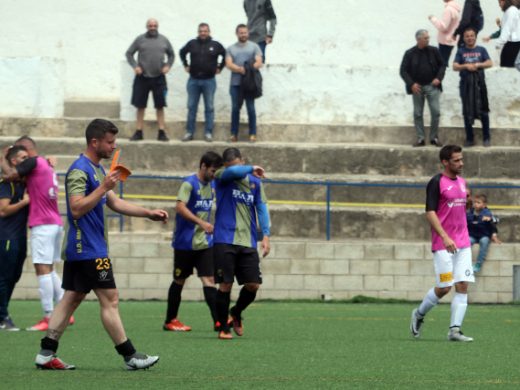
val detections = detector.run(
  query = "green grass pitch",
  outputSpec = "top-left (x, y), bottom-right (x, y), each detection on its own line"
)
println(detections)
top-left (1, 300), bottom-right (519, 389)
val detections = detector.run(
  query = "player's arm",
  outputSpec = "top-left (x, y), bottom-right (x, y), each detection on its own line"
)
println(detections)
top-left (68, 169), bottom-right (120, 220)
top-left (0, 156), bottom-right (37, 182)
top-left (256, 182), bottom-right (271, 258)
top-left (175, 181), bottom-right (213, 233)
top-left (0, 193), bottom-right (29, 218)
top-left (106, 191), bottom-right (168, 222)
top-left (425, 176), bottom-right (457, 253)
top-left (217, 165), bottom-right (265, 182)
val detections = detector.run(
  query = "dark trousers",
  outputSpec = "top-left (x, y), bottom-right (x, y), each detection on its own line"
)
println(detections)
top-left (438, 44), bottom-right (454, 66)
top-left (464, 113), bottom-right (490, 142)
top-left (0, 238), bottom-right (27, 320)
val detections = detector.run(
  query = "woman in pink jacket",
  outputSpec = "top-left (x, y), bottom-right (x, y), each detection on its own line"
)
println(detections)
top-left (429, 0), bottom-right (462, 65)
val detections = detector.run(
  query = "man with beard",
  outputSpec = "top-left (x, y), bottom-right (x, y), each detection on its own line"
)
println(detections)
top-left (410, 145), bottom-right (475, 342)
top-left (126, 18), bottom-right (174, 141)
top-left (179, 23), bottom-right (226, 142)
top-left (34, 119), bottom-right (168, 370)
top-left (226, 24), bottom-right (263, 143)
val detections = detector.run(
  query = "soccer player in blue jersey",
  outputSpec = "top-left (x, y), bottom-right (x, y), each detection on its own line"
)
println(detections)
top-left (213, 147), bottom-right (270, 340)
top-left (164, 151), bottom-right (223, 332)
top-left (35, 119), bottom-right (168, 370)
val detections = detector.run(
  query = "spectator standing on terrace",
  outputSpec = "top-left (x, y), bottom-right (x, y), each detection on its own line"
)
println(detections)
top-left (179, 23), bottom-right (226, 142)
top-left (126, 18), bottom-right (174, 142)
top-left (400, 29), bottom-right (446, 148)
top-left (495, 0), bottom-right (520, 67)
top-left (454, 0), bottom-right (484, 46)
top-left (244, 0), bottom-right (277, 62)
top-left (428, 0), bottom-right (462, 65)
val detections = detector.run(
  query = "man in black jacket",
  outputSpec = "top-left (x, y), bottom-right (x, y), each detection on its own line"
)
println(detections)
top-left (180, 23), bottom-right (226, 142)
top-left (400, 29), bottom-right (446, 147)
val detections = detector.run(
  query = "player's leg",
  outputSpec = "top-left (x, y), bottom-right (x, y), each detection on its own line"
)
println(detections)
top-left (164, 249), bottom-right (192, 331)
top-left (214, 244), bottom-right (236, 339)
top-left (95, 287), bottom-right (159, 370)
top-left (448, 247), bottom-right (474, 342)
top-left (35, 290), bottom-right (85, 370)
top-left (194, 248), bottom-right (218, 328)
top-left (229, 247), bottom-right (262, 336)
top-left (411, 250), bottom-right (453, 338)
top-left (50, 225), bottom-right (64, 303)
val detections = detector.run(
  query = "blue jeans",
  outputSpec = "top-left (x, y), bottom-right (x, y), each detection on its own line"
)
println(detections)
top-left (470, 236), bottom-right (490, 265)
top-left (230, 86), bottom-right (256, 136)
top-left (0, 238), bottom-right (27, 320)
top-left (257, 41), bottom-right (267, 63)
top-left (412, 85), bottom-right (441, 141)
top-left (186, 77), bottom-right (216, 135)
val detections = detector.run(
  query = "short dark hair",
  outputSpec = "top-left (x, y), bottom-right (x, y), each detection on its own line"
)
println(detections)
top-left (200, 151), bottom-right (223, 169)
top-left (222, 147), bottom-right (242, 163)
top-left (85, 119), bottom-right (119, 144)
top-left (474, 193), bottom-right (488, 204)
top-left (198, 22), bottom-right (209, 30)
top-left (236, 23), bottom-right (247, 33)
top-left (6, 145), bottom-right (27, 166)
top-left (463, 26), bottom-right (477, 36)
top-left (439, 145), bottom-right (462, 162)
top-left (15, 135), bottom-right (36, 148)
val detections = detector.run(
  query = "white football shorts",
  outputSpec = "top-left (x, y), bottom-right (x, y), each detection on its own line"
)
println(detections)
top-left (30, 224), bottom-right (63, 265)
top-left (433, 247), bottom-right (474, 288)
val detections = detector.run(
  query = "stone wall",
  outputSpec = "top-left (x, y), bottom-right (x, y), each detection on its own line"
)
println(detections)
top-left (12, 235), bottom-right (519, 304)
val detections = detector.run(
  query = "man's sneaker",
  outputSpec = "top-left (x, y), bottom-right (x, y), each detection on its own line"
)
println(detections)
top-left (157, 129), bottom-right (169, 141)
top-left (181, 133), bottom-right (193, 142)
top-left (204, 133), bottom-right (213, 142)
top-left (27, 317), bottom-right (49, 331)
top-left (413, 139), bottom-right (425, 147)
top-left (229, 309), bottom-right (243, 336)
top-left (249, 135), bottom-right (256, 143)
top-left (125, 353), bottom-right (159, 370)
top-left (229, 135), bottom-right (238, 143)
top-left (448, 327), bottom-right (473, 342)
top-left (163, 318), bottom-right (192, 332)
top-left (464, 140), bottom-right (475, 147)
top-left (473, 263), bottom-right (482, 273)
top-left (483, 139), bottom-right (491, 147)
top-left (410, 309), bottom-right (424, 338)
top-left (35, 354), bottom-right (75, 370)
top-left (0, 317), bottom-right (20, 331)
top-left (130, 130), bottom-right (143, 141)
top-left (218, 329), bottom-right (233, 340)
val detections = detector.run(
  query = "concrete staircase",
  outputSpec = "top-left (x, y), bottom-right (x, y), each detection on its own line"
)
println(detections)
top-left (1, 117), bottom-right (519, 242)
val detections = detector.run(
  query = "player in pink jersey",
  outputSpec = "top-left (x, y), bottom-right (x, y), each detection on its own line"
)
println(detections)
top-left (410, 145), bottom-right (475, 342)
top-left (1, 136), bottom-right (72, 331)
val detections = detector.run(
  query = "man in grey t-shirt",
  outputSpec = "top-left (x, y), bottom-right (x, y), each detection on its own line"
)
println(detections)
top-left (126, 18), bottom-right (174, 142)
top-left (226, 24), bottom-right (263, 143)
top-left (244, 0), bottom-right (277, 61)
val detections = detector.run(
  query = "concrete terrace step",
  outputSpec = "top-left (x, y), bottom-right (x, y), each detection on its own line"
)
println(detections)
top-left (4, 136), bottom-right (520, 179)
top-left (95, 201), bottom-right (520, 242)
top-left (1, 117), bottom-right (520, 146)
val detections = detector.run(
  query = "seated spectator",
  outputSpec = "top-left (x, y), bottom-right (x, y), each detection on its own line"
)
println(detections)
top-left (467, 193), bottom-right (501, 273)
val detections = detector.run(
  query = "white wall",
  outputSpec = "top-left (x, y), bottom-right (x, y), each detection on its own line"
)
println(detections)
top-left (1, 0), bottom-right (519, 126)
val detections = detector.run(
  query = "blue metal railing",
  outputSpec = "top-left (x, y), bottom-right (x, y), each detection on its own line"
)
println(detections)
top-left (58, 173), bottom-right (520, 240)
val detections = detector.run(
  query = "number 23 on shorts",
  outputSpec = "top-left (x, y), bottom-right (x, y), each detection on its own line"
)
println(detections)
top-left (95, 258), bottom-right (111, 270)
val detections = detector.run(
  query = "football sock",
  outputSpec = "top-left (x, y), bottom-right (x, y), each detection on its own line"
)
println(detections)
top-left (40, 336), bottom-right (59, 355)
top-left (450, 293), bottom-right (468, 328)
top-left (417, 288), bottom-right (440, 317)
top-left (38, 274), bottom-right (54, 316)
top-left (115, 339), bottom-right (136, 358)
top-left (203, 286), bottom-right (218, 323)
top-left (233, 287), bottom-right (257, 316)
top-left (51, 271), bottom-right (64, 303)
top-left (216, 290), bottom-right (231, 330)
top-left (165, 282), bottom-right (183, 323)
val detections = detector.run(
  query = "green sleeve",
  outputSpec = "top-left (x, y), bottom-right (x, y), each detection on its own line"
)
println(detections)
top-left (177, 181), bottom-right (193, 203)
top-left (67, 169), bottom-right (88, 196)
